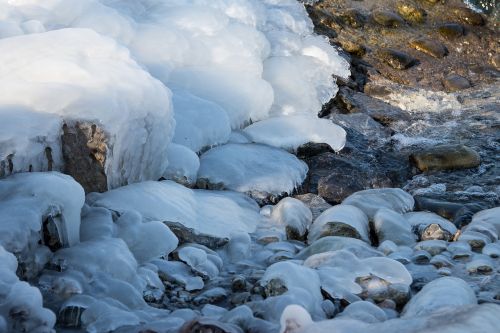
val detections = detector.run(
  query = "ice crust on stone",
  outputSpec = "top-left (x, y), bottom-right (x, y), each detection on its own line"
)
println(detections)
top-left (243, 115), bottom-right (347, 152)
top-left (87, 180), bottom-right (261, 238)
top-left (343, 188), bottom-right (415, 219)
top-left (0, 29), bottom-right (173, 189)
top-left (197, 143), bottom-right (308, 197)
top-left (162, 143), bottom-right (200, 187)
top-left (270, 197), bottom-right (313, 239)
top-left (374, 208), bottom-right (416, 246)
top-left (308, 205), bottom-right (370, 243)
top-left (0, 172), bottom-right (84, 251)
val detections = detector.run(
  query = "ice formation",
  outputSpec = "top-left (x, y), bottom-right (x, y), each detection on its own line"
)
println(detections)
top-left (197, 143), bottom-right (308, 198)
top-left (270, 197), bottom-right (313, 239)
top-left (343, 188), bottom-right (415, 219)
top-left (87, 180), bottom-right (262, 238)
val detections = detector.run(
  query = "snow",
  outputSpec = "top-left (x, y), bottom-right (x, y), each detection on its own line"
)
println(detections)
top-left (197, 143), bottom-right (308, 197)
top-left (0, 172), bottom-right (84, 252)
top-left (87, 180), bottom-right (261, 238)
top-left (243, 115), bottom-right (346, 152)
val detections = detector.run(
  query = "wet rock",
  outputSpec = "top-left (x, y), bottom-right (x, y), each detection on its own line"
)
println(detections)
top-left (396, 2), bottom-right (426, 23)
top-left (164, 221), bottom-right (229, 249)
top-left (62, 122), bottom-right (108, 193)
top-left (344, 188), bottom-right (415, 220)
top-left (413, 196), bottom-right (480, 228)
top-left (452, 7), bottom-right (485, 26)
top-left (337, 36), bottom-right (367, 57)
top-left (317, 160), bottom-right (369, 204)
top-left (448, 241), bottom-right (472, 260)
top-left (296, 142), bottom-right (333, 159)
top-left (294, 194), bottom-right (332, 220)
top-left (442, 74), bottom-right (471, 92)
top-left (231, 275), bottom-right (248, 293)
top-left (377, 49), bottom-right (417, 70)
top-left (438, 23), bottom-right (465, 40)
top-left (410, 38), bottom-right (448, 59)
top-left (410, 144), bottom-right (481, 172)
top-left (491, 54), bottom-right (500, 70)
top-left (339, 8), bottom-right (366, 28)
top-left (372, 10), bottom-right (405, 27)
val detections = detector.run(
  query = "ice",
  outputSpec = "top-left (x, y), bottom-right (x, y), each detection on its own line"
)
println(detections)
top-left (171, 90), bottom-right (231, 152)
top-left (197, 143), bottom-right (308, 197)
top-left (0, 245), bottom-right (56, 333)
top-left (152, 259), bottom-right (204, 292)
top-left (297, 236), bottom-right (382, 260)
top-left (467, 207), bottom-right (500, 238)
top-left (87, 180), bottom-right (261, 239)
top-left (343, 189), bottom-right (415, 219)
top-left (177, 245), bottom-right (221, 280)
top-left (374, 208), bottom-right (416, 246)
top-left (270, 198), bottom-right (313, 239)
top-left (0, 29), bottom-right (173, 189)
top-left (338, 301), bottom-right (387, 323)
top-left (404, 212), bottom-right (458, 238)
top-left (0, 172), bottom-right (84, 252)
top-left (308, 205), bottom-right (370, 243)
top-left (243, 115), bottom-right (346, 152)
top-left (162, 143), bottom-right (200, 187)
top-left (402, 277), bottom-right (477, 317)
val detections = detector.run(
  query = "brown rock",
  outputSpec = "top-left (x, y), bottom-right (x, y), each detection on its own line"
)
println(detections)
top-left (378, 49), bottom-right (417, 70)
top-left (438, 23), bottom-right (465, 40)
top-left (442, 74), bottom-right (471, 92)
top-left (410, 38), bottom-right (448, 58)
top-left (410, 144), bottom-right (481, 172)
top-left (452, 7), bottom-right (485, 26)
top-left (396, 1), bottom-right (426, 23)
top-left (372, 10), bottom-right (405, 27)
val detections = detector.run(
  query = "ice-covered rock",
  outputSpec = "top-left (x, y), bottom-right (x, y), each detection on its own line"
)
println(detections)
top-left (162, 144), bottom-right (200, 187)
top-left (297, 236), bottom-right (382, 260)
top-left (174, 245), bottom-right (222, 280)
top-left (88, 180), bottom-right (261, 239)
top-left (466, 254), bottom-right (494, 274)
top-left (373, 208), bottom-right (416, 246)
top-left (197, 144), bottom-right (308, 202)
top-left (402, 277), bottom-right (476, 317)
top-left (462, 207), bottom-right (500, 242)
top-left (343, 188), bottom-right (415, 219)
top-left (0, 29), bottom-right (173, 191)
top-left (152, 259), bottom-right (204, 292)
top-left (405, 212), bottom-right (458, 241)
top-left (243, 115), bottom-right (346, 152)
top-left (270, 198), bottom-right (313, 241)
top-left (482, 241), bottom-right (500, 258)
top-left (0, 172), bottom-right (84, 252)
top-left (337, 301), bottom-right (387, 323)
top-left (308, 205), bottom-right (370, 243)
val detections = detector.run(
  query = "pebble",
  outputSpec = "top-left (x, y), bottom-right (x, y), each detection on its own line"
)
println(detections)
top-left (396, 1), bottom-right (426, 23)
top-left (430, 254), bottom-right (453, 268)
top-left (412, 250), bottom-right (432, 264)
top-left (378, 49), bottom-right (417, 70)
top-left (409, 38), bottom-right (448, 59)
top-left (372, 10), bottom-right (405, 27)
top-left (438, 23), bottom-right (465, 40)
top-left (410, 144), bottom-right (481, 172)
top-left (415, 240), bottom-right (448, 256)
top-left (452, 7), bottom-right (485, 26)
top-left (466, 255), bottom-right (494, 274)
top-left (442, 74), bottom-right (471, 92)
top-left (482, 242), bottom-right (500, 258)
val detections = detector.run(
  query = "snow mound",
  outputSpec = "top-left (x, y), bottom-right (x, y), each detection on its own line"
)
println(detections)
top-left (87, 180), bottom-right (261, 239)
top-left (244, 115), bottom-right (346, 152)
top-left (197, 143), bottom-right (308, 198)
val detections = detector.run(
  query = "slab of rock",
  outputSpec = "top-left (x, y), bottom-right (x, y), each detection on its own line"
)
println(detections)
top-left (410, 144), bottom-right (480, 172)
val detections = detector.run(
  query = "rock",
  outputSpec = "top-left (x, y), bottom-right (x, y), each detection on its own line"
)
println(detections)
top-left (356, 275), bottom-right (410, 306)
top-left (337, 36), bottom-right (367, 57)
top-left (483, 242), bottom-right (500, 258)
top-left (270, 197), bottom-right (312, 241)
top-left (396, 1), bottom-right (426, 23)
top-left (58, 305), bottom-right (86, 328)
top-left (442, 74), bottom-right (471, 92)
top-left (297, 236), bottom-right (382, 260)
top-left (411, 250), bottom-right (432, 264)
top-left (308, 204), bottom-right (371, 244)
top-left (193, 288), bottom-right (228, 305)
top-left (180, 317), bottom-right (243, 333)
top-left (414, 240), bottom-right (447, 256)
top-left (410, 144), bottom-right (481, 172)
top-left (491, 54), bottom-right (500, 70)
top-left (294, 194), bottom-right (332, 220)
top-left (377, 49), bottom-right (417, 70)
top-left (372, 10), bottom-right (405, 27)
top-left (430, 254), bottom-right (453, 268)
top-left (413, 196), bottom-right (480, 228)
top-left (317, 160), bottom-right (369, 204)
top-left (339, 8), bottom-right (366, 28)
top-left (374, 208), bottom-right (416, 246)
top-left (405, 212), bottom-right (458, 241)
top-left (296, 142), bottom-right (333, 159)
top-left (409, 38), bottom-right (448, 58)
top-left (61, 122), bottom-right (108, 193)
top-left (459, 231), bottom-right (491, 251)
top-left (452, 7), bottom-right (485, 26)
top-left (467, 255), bottom-right (494, 274)
top-left (338, 301), bottom-right (387, 323)
top-left (164, 221), bottom-right (229, 249)
top-left (438, 23), bottom-right (465, 40)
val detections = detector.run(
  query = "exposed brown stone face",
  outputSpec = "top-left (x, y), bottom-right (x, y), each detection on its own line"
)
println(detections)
top-left (61, 121), bottom-right (108, 193)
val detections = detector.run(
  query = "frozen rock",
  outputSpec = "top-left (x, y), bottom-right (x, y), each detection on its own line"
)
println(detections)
top-left (430, 255), bottom-right (453, 268)
top-left (458, 231), bottom-right (491, 251)
top-left (297, 236), bottom-right (382, 260)
top-left (414, 240), bottom-right (447, 256)
top-left (152, 259), bottom-right (204, 292)
top-left (0, 172), bottom-right (84, 252)
top-left (405, 212), bottom-right (458, 241)
top-left (270, 198), bottom-right (313, 241)
top-left (175, 245), bottom-right (222, 280)
top-left (162, 144), bottom-right (199, 187)
top-left (482, 242), bottom-right (500, 258)
top-left (402, 277), bottom-right (476, 317)
top-left (294, 194), bottom-right (332, 220)
top-left (243, 115), bottom-right (346, 152)
top-left (466, 254), bottom-right (494, 274)
top-left (378, 240), bottom-right (398, 255)
top-left (337, 301), bottom-right (387, 323)
top-left (411, 250), bottom-right (432, 264)
top-left (343, 188), bottom-right (415, 219)
top-left (374, 208), bottom-right (416, 246)
top-left (0, 29), bottom-right (173, 191)
top-left (225, 232), bottom-right (252, 263)
top-left (308, 205), bottom-right (370, 243)
top-left (448, 241), bottom-right (472, 259)
top-left (88, 180), bottom-right (261, 239)
top-left (197, 143), bottom-right (308, 202)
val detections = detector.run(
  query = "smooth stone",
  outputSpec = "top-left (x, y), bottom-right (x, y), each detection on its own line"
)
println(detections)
top-left (483, 242), bottom-right (500, 258)
top-left (378, 49), bottom-right (417, 70)
top-left (438, 23), bottom-right (465, 40)
top-left (372, 10), bottom-right (405, 27)
top-left (452, 7), bottom-right (485, 26)
top-left (410, 144), bottom-right (480, 172)
top-left (164, 221), bottom-right (229, 249)
top-left (443, 74), bottom-right (471, 92)
top-left (378, 240), bottom-right (398, 255)
top-left (396, 1), bottom-right (426, 23)
top-left (410, 38), bottom-right (448, 59)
